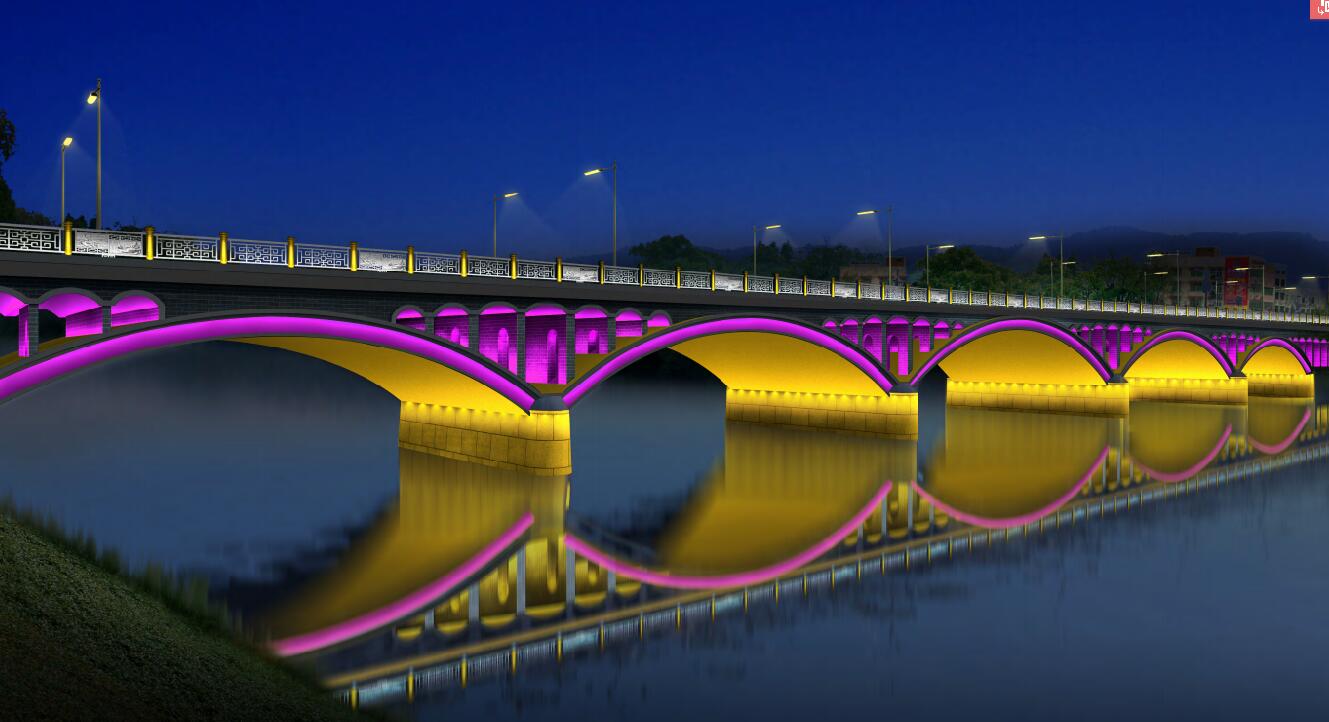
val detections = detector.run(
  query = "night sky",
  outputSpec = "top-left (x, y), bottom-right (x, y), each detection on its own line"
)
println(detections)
top-left (4, 1), bottom-right (1326, 258)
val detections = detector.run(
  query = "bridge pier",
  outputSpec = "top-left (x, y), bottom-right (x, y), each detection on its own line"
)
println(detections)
top-left (398, 402), bottom-right (571, 475)
top-left (723, 388), bottom-right (917, 437)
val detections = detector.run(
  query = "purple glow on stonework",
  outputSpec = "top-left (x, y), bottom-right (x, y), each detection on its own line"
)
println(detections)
top-left (647, 312), bottom-right (671, 328)
top-left (1133, 426), bottom-right (1233, 483)
top-left (562, 316), bottom-right (896, 405)
top-left (912, 318), bottom-right (1112, 383)
top-left (110, 295), bottom-right (159, 314)
top-left (911, 447), bottom-right (1108, 530)
top-left (393, 308), bottom-right (423, 321)
top-left (1, 292), bottom-right (29, 317)
top-left (480, 306), bottom-right (517, 316)
top-left (39, 292), bottom-right (100, 318)
top-left (271, 513), bottom-right (533, 656)
top-left (1122, 329), bottom-right (1235, 377)
top-left (436, 307), bottom-right (468, 317)
top-left (0, 315), bottom-right (537, 410)
top-left (615, 309), bottom-right (643, 322)
top-left (1243, 338), bottom-right (1313, 375)
top-left (525, 306), bottom-right (567, 318)
top-left (574, 307), bottom-right (607, 319)
top-left (564, 482), bottom-right (892, 590)
top-left (1249, 408), bottom-right (1313, 456)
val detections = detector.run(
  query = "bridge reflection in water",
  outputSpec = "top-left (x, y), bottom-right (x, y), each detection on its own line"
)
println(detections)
top-left (254, 388), bottom-right (1329, 709)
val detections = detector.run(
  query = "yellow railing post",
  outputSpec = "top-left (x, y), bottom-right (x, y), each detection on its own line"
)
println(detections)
top-left (510, 253), bottom-right (517, 279)
top-left (349, 241), bottom-right (358, 271)
top-left (675, 266), bottom-right (681, 288)
top-left (710, 269), bottom-right (715, 291)
top-left (556, 257), bottom-right (563, 282)
top-left (856, 280), bottom-right (862, 299)
top-left (802, 275), bottom-right (807, 295)
top-left (638, 264), bottom-right (645, 286)
top-left (219, 232), bottom-right (228, 264)
top-left (598, 260), bottom-right (605, 284)
top-left (144, 225), bottom-right (155, 260)
top-left (460, 250), bottom-right (468, 277)
top-left (406, 244), bottom-right (414, 274)
top-left (62, 220), bottom-right (73, 255)
top-left (774, 272), bottom-right (780, 292)
top-left (287, 236), bottom-right (295, 268)
top-left (743, 271), bottom-right (749, 292)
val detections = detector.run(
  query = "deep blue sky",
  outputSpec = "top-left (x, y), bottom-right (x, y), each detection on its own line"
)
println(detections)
top-left (4, 1), bottom-right (1326, 258)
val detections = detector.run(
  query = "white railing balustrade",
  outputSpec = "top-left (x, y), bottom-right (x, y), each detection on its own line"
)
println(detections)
top-left (1, 220), bottom-right (1321, 325)
top-left (294, 242), bottom-right (350, 269)
top-left (156, 233), bottom-right (220, 262)
top-left (228, 238), bottom-right (286, 266)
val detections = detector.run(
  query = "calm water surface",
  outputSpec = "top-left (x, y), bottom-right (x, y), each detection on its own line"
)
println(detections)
top-left (1, 343), bottom-right (1327, 719)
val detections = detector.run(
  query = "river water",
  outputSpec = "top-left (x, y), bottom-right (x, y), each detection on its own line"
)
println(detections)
top-left (1, 342), bottom-right (1326, 719)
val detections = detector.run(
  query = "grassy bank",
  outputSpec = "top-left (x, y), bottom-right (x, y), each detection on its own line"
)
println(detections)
top-left (0, 512), bottom-right (367, 721)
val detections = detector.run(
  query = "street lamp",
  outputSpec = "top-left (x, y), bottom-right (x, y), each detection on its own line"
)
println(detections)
top-left (1234, 265), bottom-right (1266, 311)
top-left (583, 161), bottom-right (618, 264)
top-left (60, 136), bottom-right (73, 225)
top-left (857, 207), bottom-right (896, 285)
top-left (1029, 233), bottom-right (1066, 298)
top-left (1146, 251), bottom-right (1184, 306)
top-left (491, 192), bottom-right (518, 256)
top-left (752, 224), bottom-right (781, 275)
top-left (925, 243), bottom-right (954, 290)
top-left (86, 79), bottom-right (101, 229)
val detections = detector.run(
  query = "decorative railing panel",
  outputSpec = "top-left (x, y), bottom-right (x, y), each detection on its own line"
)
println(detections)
top-left (563, 263), bottom-right (599, 283)
top-left (414, 251), bottom-right (461, 274)
top-left (294, 243), bottom-right (350, 269)
top-left (1042, 296), bottom-right (1056, 308)
top-left (0, 223), bottom-right (62, 253)
top-left (1008, 295), bottom-right (1024, 309)
top-left (643, 268), bottom-right (675, 287)
top-left (714, 273), bottom-right (744, 292)
top-left (972, 291), bottom-right (988, 306)
top-left (806, 279), bottom-right (831, 296)
top-left (603, 265), bottom-right (639, 285)
top-left (228, 238), bottom-right (286, 266)
top-left (358, 248), bottom-right (408, 272)
top-left (908, 287), bottom-right (927, 302)
top-left (885, 284), bottom-right (906, 301)
top-left (73, 229), bottom-right (144, 258)
top-left (859, 283), bottom-right (881, 300)
top-left (989, 293), bottom-right (1006, 307)
top-left (778, 276), bottom-right (803, 294)
top-left (929, 289), bottom-right (948, 303)
top-left (466, 254), bottom-right (510, 278)
top-left (516, 259), bottom-right (556, 280)
top-left (749, 275), bottom-right (775, 293)
top-left (156, 234), bottom-right (220, 262)
top-left (834, 282), bottom-right (857, 298)
top-left (681, 270), bottom-right (710, 289)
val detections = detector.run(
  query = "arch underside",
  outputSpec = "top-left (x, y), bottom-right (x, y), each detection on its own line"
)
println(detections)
top-left (933, 329), bottom-right (1107, 386)
top-left (666, 332), bottom-right (891, 398)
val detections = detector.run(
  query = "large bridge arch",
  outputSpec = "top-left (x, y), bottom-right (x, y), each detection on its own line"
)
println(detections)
top-left (1118, 329), bottom-right (1245, 403)
top-left (1238, 338), bottom-right (1314, 398)
top-left (561, 314), bottom-right (910, 435)
top-left (913, 317), bottom-right (1112, 386)
top-left (0, 311), bottom-right (539, 415)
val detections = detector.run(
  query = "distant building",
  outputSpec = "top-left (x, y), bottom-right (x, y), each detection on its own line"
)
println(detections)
top-left (838, 258), bottom-right (907, 285)
top-left (1149, 247), bottom-right (1290, 312)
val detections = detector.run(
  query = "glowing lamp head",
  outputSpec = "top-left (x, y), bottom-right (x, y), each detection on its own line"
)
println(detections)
top-left (62, 136), bottom-right (73, 148)
top-left (1029, 235), bottom-right (1048, 241)
top-left (1302, 275), bottom-right (1317, 280)
top-left (765, 224), bottom-right (782, 230)
top-left (86, 90), bottom-right (99, 105)
top-left (937, 244), bottom-right (955, 250)
top-left (1234, 266), bottom-right (1251, 271)
top-left (1153, 271), bottom-right (1169, 276)
top-left (583, 168), bottom-right (603, 176)
top-left (1146, 252), bottom-right (1164, 258)
top-left (503, 192), bottom-right (518, 198)
top-left (856, 210), bottom-right (878, 216)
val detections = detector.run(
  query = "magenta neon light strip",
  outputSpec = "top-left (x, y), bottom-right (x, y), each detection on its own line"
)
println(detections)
top-left (563, 317), bottom-right (895, 405)
top-left (1121, 329), bottom-right (1234, 376)
top-left (910, 447), bottom-right (1109, 529)
top-left (911, 318), bottom-right (1112, 383)
top-left (1241, 338), bottom-right (1313, 375)
top-left (0, 315), bottom-right (537, 410)
top-left (1132, 425), bottom-right (1233, 483)
top-left (1249, 408), bottom-right (1313, 455)
top-left (563, 481), bottom-right (892, 590)
top-left (271, 512), bottom-right (534, 657)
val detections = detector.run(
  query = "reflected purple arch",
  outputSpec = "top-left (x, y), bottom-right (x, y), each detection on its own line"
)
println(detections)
top-left (1132, 426), bottom-right (1232, 483)
top-left (0, 315), bottom-right (537, 410)
top-left (911, 447), bottom-right (1109, 529)
top-left (564, 481), bottom-right (892, 590)
top-left (271, 512), bottom-right (534, 657)
top-left (911, 318), bottom-right (1112, 383)
top-left (563, 316), bottom-right (895, 406)
top-left (1249, 409), bottom-right (1312, 456)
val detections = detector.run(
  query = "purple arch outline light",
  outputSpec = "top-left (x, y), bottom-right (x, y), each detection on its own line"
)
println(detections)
top-left (1120, 329), bottom-right (1235, 377)
top-left (563, 481), bottom-right (892, 590)
top-left (1239, 337), bottom-right (1313, 375)
top-left (563, 316), bottom-right (895, 406)
top-left (0, 314), bottom-right (538, 411)
top-left (910, 318), bottom-right (1112, 383)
